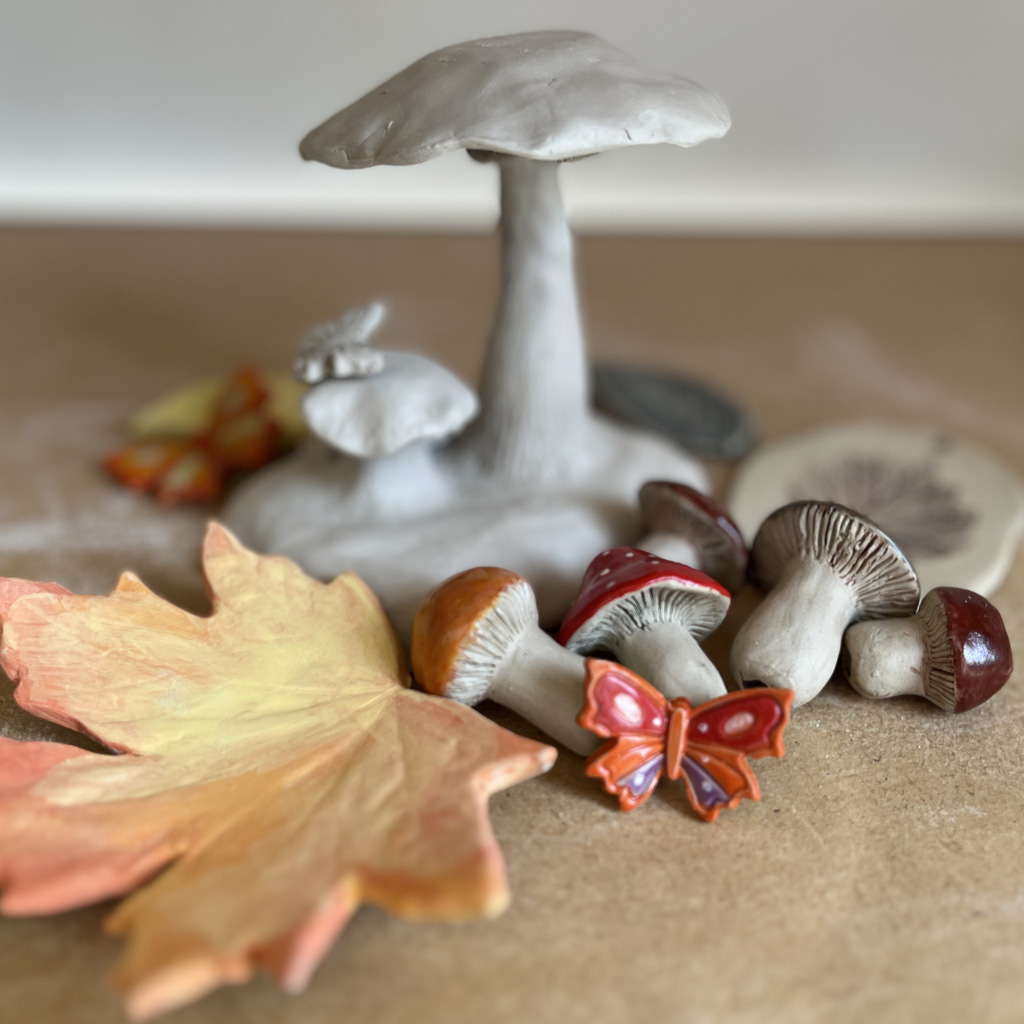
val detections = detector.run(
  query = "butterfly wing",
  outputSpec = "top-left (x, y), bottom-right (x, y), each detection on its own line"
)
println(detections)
top-left (578, 659), bottom-right (674, 812)
top-left (154, 446), bottom-right (223, 503)
top-left (209, 368), bottom-right (280, 472)
top-left (679, 688), bottom-right (794, 822)
top-left (209, 411), bottom-right (280, 472)
top-left (679, 744), bottom-right (759, 823)
top-left (103, 439), bottom-right (192, 494)
top-left (211, 366), bottom-right (270, 422)
top-left (688, 688), bottom-right (793, 759)
top-left (577, 658), bottom-right (672, 739)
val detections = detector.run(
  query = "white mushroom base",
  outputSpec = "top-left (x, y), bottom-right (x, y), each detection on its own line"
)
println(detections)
top-left (224, 415), bottom-right (707, 639)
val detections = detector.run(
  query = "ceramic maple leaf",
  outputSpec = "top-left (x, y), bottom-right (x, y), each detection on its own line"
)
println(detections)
top-left (0, 525), bottom-right (555, 1019)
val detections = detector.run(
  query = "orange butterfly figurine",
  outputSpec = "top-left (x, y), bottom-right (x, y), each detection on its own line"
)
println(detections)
top-left (577, 659), bottom-right (794, 821)
top-left (104, 367), bottom-right (280, 504)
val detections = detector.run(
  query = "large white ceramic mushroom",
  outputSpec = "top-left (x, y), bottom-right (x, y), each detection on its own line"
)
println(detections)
top-left (224, 31), bottom-right (731, 638)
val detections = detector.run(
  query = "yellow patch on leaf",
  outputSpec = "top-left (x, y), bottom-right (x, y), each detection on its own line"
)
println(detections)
top-left (0, 525), bottom-right (555, 1019)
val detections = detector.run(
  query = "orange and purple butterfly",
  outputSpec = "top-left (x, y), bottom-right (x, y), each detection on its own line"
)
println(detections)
top-left (103, 367), bottom-right (281, 504)
top-left (577, 659), bottom-right (794, 821)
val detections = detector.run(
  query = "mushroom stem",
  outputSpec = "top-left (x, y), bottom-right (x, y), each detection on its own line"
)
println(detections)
top-left (612, 621), bottom-right (726, 705)
top-left (841, 619), bottom-right (928, 701)
top-left (488, 633), bottom-right (599, 756)
top-left (455, 155), bottom-right (587, 479)
top-left (732, 559), bottom-right (857, 705)
top-left (342, 441), bottom-right (451, 518)
top-left (636, 532), bottom-right (701, 567)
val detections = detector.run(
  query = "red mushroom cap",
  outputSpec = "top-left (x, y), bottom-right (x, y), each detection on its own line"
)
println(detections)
top-left (921, 587), bottom-right (1014, 713)
top-left (637, 481), bottom-right (748, 593)
top-left (557, 547), bottom-right (730, 652)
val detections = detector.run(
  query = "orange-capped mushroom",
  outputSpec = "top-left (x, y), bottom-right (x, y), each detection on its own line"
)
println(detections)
top-left (412, 567), bottom-right (598, 754)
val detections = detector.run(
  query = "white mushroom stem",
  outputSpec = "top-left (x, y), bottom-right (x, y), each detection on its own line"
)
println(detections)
top-left (731, 559), bottom-right (858, 706)
top-left (487, 633), bottom-right (599, 755)
top-left (454, 155), bottom-right (587, 479)
top-left (334, 442), bottom-right (452, 520)
top-left (636, 532), bottom-right (701, 568)
top-left (842, 619), bottom-right (928, 701)
top-left (612, 622), bottom-right (726, 706)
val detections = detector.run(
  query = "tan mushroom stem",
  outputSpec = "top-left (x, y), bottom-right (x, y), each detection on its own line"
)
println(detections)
top-left (732, 559), bottom-right (857, 706)
top-left (487, 632), bottom-right (599, 756)
top-left (841, 620), bottom-right (928, 701)
top-left (453, 156), bottom-right (587, 479)
top-left (635, 532), bottom-right (701, 568)
top-left (613, 622), bottom-right (726, 706)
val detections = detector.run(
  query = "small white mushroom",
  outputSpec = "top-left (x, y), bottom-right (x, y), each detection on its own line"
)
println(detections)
top-left (731, 500), bottom-right (921, 707)
top-left (842, 586), bottom-right (1013, 712)
top-left (293, 302), bottom-right (387, 384)
top-left (636, 481), bottom-right (749, 593)
top-left (302, 351), bottom-right (479, 459)
top-left (411, 566), bottom-right (599, 755)
top-left (557, 547), bottom-right (730, 705)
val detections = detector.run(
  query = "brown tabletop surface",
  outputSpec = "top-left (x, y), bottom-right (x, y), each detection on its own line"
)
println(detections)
top-left (1, 226), bottom-right (1023, 1023)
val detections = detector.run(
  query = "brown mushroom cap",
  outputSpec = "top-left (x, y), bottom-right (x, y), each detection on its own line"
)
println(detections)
top-left (300, 31), bottom-right (730, 169)
top-left (751, 500), bottom-right (920, 620)
top-left (918, 587), bottom-right (1014, 712)
top-left (411, 566), bottom-right (534, 705)
top-left (638, 481), bottom-right (748, 592)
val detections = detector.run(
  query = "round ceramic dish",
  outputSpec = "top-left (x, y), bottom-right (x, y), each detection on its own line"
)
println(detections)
top-left (728, 422), bottom-right (1024, 597)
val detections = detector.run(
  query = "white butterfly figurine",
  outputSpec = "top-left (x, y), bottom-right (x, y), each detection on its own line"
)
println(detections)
top-left (294, 301), bottom-right (387, 384)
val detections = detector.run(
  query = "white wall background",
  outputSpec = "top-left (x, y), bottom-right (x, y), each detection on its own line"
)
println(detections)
top-left (3, 0), bottom-right (1023, 234)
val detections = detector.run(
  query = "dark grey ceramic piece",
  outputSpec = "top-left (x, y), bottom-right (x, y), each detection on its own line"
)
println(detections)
top-left (592, 363), bottom-right (755, 461)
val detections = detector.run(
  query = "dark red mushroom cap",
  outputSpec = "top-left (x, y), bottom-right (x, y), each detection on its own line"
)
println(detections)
top-left (919, 587), bottom-right (1014, 712)
top-left (638, 481), bottom-right (748, 592)
top-left (557, 547), bottom-right (730, 653)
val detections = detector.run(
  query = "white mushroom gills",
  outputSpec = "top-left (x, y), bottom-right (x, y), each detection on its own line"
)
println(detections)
top-left (561, 565), bottom-right (730, 706)
top-left (448, 578), bottom-right (598, 755)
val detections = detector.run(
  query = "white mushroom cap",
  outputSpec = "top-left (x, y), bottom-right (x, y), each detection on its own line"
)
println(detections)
top-left (300, 30), bottom-right (730, 168)
top-left (302, 351), bottom-right (479, 458)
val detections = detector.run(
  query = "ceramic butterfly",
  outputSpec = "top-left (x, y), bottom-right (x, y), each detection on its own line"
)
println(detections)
top-left (104, 367), bottom-right (280, 504)
top-left (577, 659), bottom-right (794, 821)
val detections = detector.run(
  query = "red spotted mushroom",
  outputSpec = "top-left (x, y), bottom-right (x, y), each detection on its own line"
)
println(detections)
top-left (731, 501), bottom-right (921, 707)
top-left (841, 587), bottom-right (1013, 712)
top-left (636, 481), bottom-right (748, 593)
top-left (411, 566), bottom-right (598, 755)
top-left (557, 547), bottom-right (730, 705)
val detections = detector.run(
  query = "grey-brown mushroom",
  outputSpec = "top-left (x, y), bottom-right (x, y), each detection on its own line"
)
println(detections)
top-left (226, 31), bottom-right (731, 640)
top-left (731, 501), bottom-right (921, 706)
